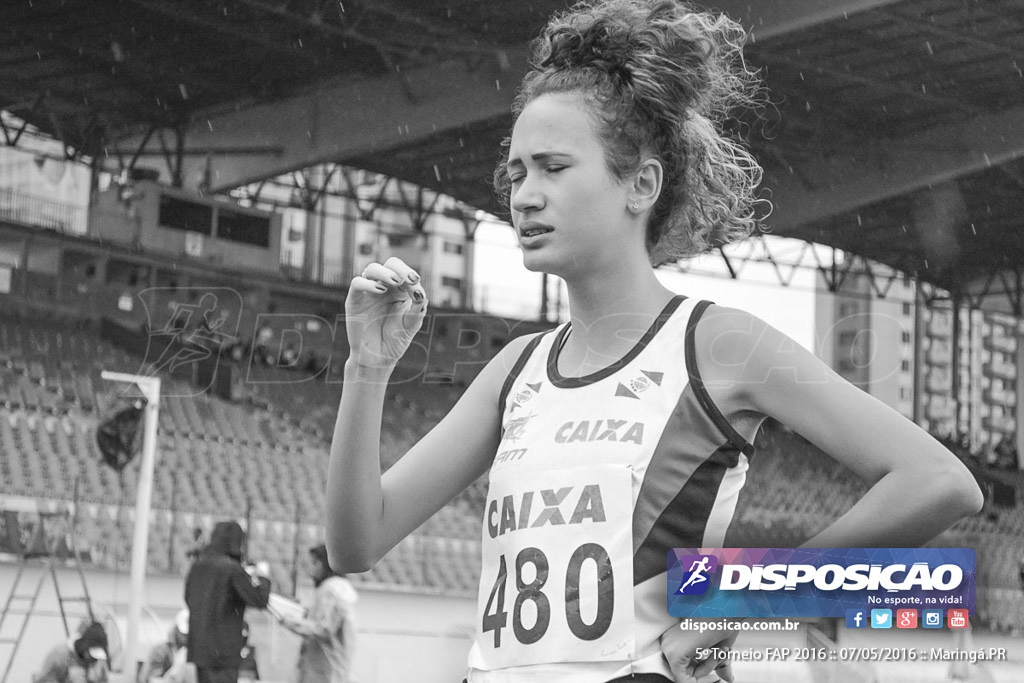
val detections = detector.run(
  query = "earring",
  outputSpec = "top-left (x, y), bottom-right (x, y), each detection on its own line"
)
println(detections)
top-left (631, 201), bottom-right (639, 212)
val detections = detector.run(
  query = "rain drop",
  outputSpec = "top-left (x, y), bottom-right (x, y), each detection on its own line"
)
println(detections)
top-left (925, 41), bottom-right (934, 55)
top-left (805, 101), bottom-right (811, 112)
top-left (207, 120), bottom-right (213, 131)
top-left (433, 165), bottom-right (441, 182)
top-left (495, 79), bottom-right (501, 91)
top-left (970, 223), bottom-right (976, 235)
top-left (178, 84), bottom-right (188, 100)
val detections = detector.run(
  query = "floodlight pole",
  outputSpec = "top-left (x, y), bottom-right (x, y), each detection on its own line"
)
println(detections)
top-left (100, 371), bottom-right (161, 681)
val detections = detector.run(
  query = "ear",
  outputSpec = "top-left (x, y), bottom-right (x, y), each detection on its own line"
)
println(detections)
top-left (630, 158), bottom-right (663, 213)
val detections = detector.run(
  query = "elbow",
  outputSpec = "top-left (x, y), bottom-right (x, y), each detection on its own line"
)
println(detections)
top-left (326, 539), bottom-right (378, 575)
top-left (937, 465), bottom-right (985, 520)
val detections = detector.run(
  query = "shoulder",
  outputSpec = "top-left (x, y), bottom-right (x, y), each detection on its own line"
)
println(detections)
top-left (470, 329), bottom-right (551, 392)
top-left (688, 303), bottom-right (770, 370)
top-left (494, 329), bottom-right (549, 366)
top-left (689, 303), bottom-right (829, 407)
top-left (326, 576), bottom-right (359, 603)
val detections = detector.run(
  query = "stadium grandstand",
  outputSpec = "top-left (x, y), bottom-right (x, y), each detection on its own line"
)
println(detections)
top-left (3, 1), bottom-right (1024, 682)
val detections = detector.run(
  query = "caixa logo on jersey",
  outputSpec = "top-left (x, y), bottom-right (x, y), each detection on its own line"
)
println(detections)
top-left (667, 548), bottom-right (976, 618)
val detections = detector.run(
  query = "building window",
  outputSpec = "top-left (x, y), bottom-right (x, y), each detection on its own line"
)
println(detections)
top-left (902, 302), bottom-right (912, 316)
top-left (901, 359), bottom-right (910, 373)
top-left (901, 330), bottom-right (911, 344)
top-left (358, 243), bottom-right (373, 256)
top-left (442, 275), bottom-right (463, 289)
top-left (443, 241), bottom-right (464, 255)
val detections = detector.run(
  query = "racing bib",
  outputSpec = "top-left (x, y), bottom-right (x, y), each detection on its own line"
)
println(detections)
top-left (471, 464), bottom-right (636, 669)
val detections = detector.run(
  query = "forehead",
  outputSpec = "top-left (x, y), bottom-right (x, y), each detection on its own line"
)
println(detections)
top-left (509, 93), bottom-right (602, 160)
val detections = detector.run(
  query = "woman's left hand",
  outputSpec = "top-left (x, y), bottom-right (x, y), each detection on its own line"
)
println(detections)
top-left (660, 623), bottom-right (738, 682)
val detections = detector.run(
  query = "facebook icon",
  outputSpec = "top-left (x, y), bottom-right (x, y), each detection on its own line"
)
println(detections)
top-left (846, 609), bottom-right (867, 629)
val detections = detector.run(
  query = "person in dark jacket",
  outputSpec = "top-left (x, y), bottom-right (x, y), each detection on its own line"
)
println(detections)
top-left (35, 620), bottom-right (109, 683)
top-left (184, 520), bottom-right (271, 683)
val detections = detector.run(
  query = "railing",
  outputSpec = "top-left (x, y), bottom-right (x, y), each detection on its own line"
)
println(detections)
top-left (0, 186), bottom-right (87, 235)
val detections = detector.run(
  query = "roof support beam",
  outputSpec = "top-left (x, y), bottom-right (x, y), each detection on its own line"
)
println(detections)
top-left (113, 50), bottom-right (528, 193)
top-left (710, 0), bottom-right (905, 42)
top-left (766, 103), bottom-right (1024, 231)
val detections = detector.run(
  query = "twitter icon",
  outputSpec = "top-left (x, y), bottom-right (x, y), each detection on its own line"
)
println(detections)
top-left (871, 609), bottom-right (892, 629)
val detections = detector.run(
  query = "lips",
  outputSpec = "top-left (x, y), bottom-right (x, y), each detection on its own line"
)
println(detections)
top-left (519, 221), bottom-right (554, 239)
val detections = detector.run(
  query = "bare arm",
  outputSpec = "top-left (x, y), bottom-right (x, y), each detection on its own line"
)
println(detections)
top-left (325, 257), bottom-right (534, 571)
top-left (698, 305), bottom-right (983, 547)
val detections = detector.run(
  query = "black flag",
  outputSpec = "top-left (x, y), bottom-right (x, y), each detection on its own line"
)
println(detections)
top-left (96, 398), bottom-right (147, 472)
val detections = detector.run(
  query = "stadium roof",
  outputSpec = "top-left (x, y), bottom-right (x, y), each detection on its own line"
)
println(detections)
top-left (2, 0), bottom-right (1023, 311)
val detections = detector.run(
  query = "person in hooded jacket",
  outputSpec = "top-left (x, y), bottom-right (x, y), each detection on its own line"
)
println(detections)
top-left (35, 619), bottom-right (109, 683)
top-left (184, 520), bottom-right (271, 683)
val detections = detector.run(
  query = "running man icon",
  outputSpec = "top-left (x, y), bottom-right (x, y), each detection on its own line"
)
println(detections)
top-left (679, 556), bottom-right (714, 595)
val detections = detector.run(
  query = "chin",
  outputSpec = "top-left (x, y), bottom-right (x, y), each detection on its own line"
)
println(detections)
top-left (521, 251), bottom-right (561, 276)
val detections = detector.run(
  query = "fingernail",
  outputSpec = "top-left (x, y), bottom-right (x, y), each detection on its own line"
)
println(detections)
top-left (412, 290), bottom-right (424, 302)
top-left (375, 284), bottom-right (388, 293)
top-left (408, 272), bottom-right (420, 284)
top-left (390, 275), bottom-right (403, 285)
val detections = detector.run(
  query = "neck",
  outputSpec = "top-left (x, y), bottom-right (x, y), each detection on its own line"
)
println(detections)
top-left (563, 266), bottom-right (674, 333)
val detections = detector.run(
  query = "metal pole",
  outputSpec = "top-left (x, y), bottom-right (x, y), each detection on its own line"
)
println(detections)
top-left (100, 371), bottom-right (161, 679)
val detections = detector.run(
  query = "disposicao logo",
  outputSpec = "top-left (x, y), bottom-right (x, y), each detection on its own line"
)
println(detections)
top-left (675, 554), bottom-right (718, 595)
top-left (667, 548), bottom-right (976, 619)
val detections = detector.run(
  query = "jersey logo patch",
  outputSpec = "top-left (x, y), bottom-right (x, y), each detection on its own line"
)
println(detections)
top-left (615, 370), bottom-right (664, 399)
top-left (511, 381), bottom-right (543, 413)
top-left (501, 413), bottom-right (535, 443)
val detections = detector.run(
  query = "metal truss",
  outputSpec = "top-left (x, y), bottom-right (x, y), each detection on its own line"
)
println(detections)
top-left (0, 110), bottom-right (89, 165)
top-left (663, 232), bottom-right (1024, 315)
top-left (231, 163), bottom-right (482, 236)
top-left (663, 234), bottom-right (913, 297)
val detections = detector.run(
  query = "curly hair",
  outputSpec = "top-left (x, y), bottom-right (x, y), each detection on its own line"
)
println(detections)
top-left (493, 0), bottom-right (766, 264)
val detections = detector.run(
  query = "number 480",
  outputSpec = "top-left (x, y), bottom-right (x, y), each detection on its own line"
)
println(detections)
top-left (482, 543), bottom-right (614, 647)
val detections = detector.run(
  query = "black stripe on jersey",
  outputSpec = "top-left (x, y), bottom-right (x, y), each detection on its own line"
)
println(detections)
top-left (497, 332), bottom-right (549, 416)
top-left (631, 381), bottom-right (745, 585)
top-left (547, 295), bottom-right (687, 388)
top-left (685, 300), bottom-right (755, 458)
top-left (633, 445), bottom-right (740, 586)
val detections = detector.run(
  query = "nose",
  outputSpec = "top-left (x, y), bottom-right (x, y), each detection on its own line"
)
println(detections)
top-left (510, 175), bottom-right (544, 214)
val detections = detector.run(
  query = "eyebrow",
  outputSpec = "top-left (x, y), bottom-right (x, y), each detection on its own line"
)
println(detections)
top-left (506, 151), bottom-right (571, 169)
